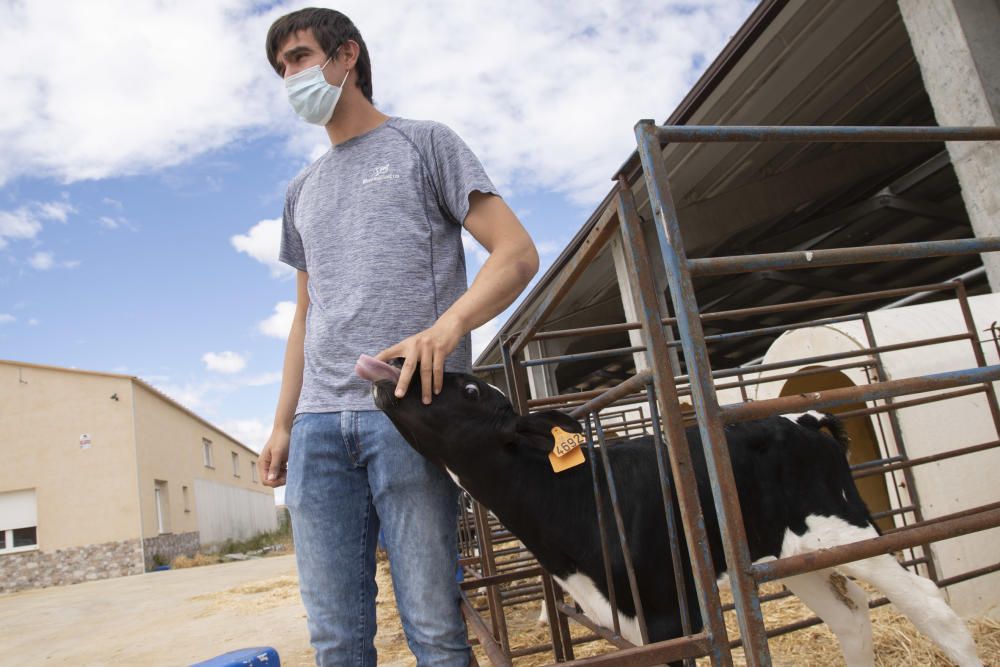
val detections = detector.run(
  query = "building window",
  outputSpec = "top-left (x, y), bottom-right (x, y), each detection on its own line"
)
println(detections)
top-left (251, 461), bottom-right (258, 483)
top-left (203, 438), bottom-right (214, 468)
top-left (231, 451), bottom-right (240, 477)
top-left (1, 489), bottom-right (38, 554)
top-left (182, 485), bottom-right (190, 513)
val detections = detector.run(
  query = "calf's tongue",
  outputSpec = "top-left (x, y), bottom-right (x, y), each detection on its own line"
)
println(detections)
top-left (355, 354), bottom-right (402, 384)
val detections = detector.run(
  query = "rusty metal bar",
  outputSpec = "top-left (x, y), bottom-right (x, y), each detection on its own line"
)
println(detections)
top-left (458, 567), bottom-right (544, 590)
top-left (638, 119), bottom-right (770, 666)
top-left (652, 124), bottom-right (1000, 143)
top-left (954, 281), bottom-right (1000, 433)
top-left (701, 281), bottom-right (958, 322)
top-left (853, 439), bottom-right (1000, 480)
top-left (559, 629), bottom-right (713, 666)
top-left (472, 499), bottom-right (511, 655)
top-left (461, 592), bottom-right (512, 667)
top-left (554, 601), bottom-right (634, 650)
top-left (593, 411), bottom-right (651, 645)
top-left (837, 385), bottom-right (985, 421)
top-left (508, 634), bottom-right (603, 659)
top-left (688, 237), bottom-right (1000, 278)
top-left (618, 179), bottom-right (691, 635)
top-left (860, 312), bottom-right (937, 580)
top-left (753, 504), bottom-right (1000, 583)
top-left (644, 383), bottom-right (696, 655)
top-left (523, 345), bottom-right (646, 368)
top-left (721, 364), bottom-right (1000, 423)
top-left (709, 362), bottom-right (874, 397)
top-left (568, 371), bottom-right (654, 419)
top-left (540, 573), bottom-right (568, 662)
top-left (533, 321), bottom-right (643, 342)
top-left (617, 175), bottom-right (735, 665)
top-left (583, 416), bottom-right (623, 638)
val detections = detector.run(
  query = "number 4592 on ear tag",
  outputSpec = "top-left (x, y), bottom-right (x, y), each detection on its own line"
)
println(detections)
top-left (549, 426), bottom-right (586, 473)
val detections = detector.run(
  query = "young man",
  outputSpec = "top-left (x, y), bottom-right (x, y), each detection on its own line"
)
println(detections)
top-left (258, 8), bottom-right (539, 666)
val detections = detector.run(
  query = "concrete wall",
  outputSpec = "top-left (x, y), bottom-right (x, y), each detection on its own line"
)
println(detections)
top-left (194, 479), bottom-right (280, 546)
top-left (132, 383), bottom-right (275, 549)
top-left (0, 363), bottom-right (142, 552)
top-left (899, 0), bottom-right (1000, 292)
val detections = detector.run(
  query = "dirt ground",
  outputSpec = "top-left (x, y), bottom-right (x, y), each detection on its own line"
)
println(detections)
top-left (3, 551), bottom-right (997, 666)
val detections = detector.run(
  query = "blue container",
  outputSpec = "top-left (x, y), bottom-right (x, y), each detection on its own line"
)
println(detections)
top-left (190, 646), bottom-right (280, 667)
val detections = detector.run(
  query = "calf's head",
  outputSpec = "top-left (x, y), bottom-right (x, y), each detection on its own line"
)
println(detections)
top-left (354, 354), bottom-right (583, 475)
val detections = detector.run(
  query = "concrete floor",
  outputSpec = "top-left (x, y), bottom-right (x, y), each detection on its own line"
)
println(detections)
top-left (0, 555), bottom-right (320, 666)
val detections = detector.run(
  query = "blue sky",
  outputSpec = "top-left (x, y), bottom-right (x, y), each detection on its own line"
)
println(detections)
top-left (1, 1), bottom-right (756, 499)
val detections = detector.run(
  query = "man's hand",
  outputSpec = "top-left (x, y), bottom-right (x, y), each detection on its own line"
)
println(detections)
top-left (376, 315), bottom-right (464, 404)
top-left (259, 428), bottom-right (291, 487)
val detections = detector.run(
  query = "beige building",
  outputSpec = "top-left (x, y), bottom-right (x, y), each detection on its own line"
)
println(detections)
top-left (0, 359), bottom-right (277, 593)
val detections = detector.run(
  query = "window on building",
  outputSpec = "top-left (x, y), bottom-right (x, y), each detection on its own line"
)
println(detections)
top-left (182, 485), bottom-right (190, 512)
top-left (231, 451), bottom-right (240, 477)
top-left (203, 438), bottom-right (214, 468)
top-left (251, 461), bottom-right (258, 483)
top-left (0, 489), bottom-right (38, 553)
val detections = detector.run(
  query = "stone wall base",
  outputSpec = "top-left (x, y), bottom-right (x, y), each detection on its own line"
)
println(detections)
top-left (0, 538), bottom-right (144, 593)
top-left (143, 531), bottom-right (200, 571)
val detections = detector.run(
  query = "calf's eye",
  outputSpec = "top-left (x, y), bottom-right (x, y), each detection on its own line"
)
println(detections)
top-left (463, 383), bottom-right (480, 401)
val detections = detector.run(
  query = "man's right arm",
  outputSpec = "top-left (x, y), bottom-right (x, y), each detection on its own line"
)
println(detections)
top-left (259, 270), bottom-right (310, 487)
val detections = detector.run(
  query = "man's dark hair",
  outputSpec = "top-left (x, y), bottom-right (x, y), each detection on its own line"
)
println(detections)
top-left (266, 8), bottom-right (373, 104)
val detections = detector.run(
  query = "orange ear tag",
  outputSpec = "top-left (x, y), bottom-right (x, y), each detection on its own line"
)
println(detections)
top-left (548, 426), bottom-right (586, 473)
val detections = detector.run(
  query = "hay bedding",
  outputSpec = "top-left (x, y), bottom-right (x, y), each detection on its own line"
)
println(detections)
top-left (188, 547), bottom-right (1000, 665)
top-left (496, 581), bottom-right (1000, 666)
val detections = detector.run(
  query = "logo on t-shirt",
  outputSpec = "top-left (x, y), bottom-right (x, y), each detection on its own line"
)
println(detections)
top-left (362, 164), bottom-right (400, 185)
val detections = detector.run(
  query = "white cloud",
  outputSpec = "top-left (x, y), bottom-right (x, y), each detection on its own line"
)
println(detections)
top-left (0, 314), bottom-right (15, 324)
top-left (151, 380), bottom-right (213, 412)
top-left (0, 199), bottom-right (75, 249)
top-left (231, 218), bottom-right (294, 278)
top-left (202, 350), bottom-right (248, 374)
top-left (259, 301), bottom-right (296, 339)
top-left (220, 418), bottom-right (271, 453)
top-left (28, 252), bottom-right (54, 270)
top-left (245, 371), bottom-right (282, 386)
top-left (536, 240), bottom-right (565, 256)
top-left (0, 208), bottom-right (43, 249)
top-left (0, 1), bottom-right (755, 208)
top-left (27, 250), bottom-right (80, 270)
top-left (99, 216), bottom-right (125, 229)
top-left (36, 201), bottom-right (75, 222)
top-left (472, 317), bottom-right (502, 360)
top-left (0, 0), bottom-right (287, 185)
top-left (27, 318), bottom-right (39, 326)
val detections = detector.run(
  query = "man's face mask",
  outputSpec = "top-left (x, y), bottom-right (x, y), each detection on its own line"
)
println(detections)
top-left (285, 54), bottom-right (350, 126)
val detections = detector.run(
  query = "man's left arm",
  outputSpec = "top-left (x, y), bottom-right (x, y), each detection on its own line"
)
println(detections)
top-left (376, 191), bottom-right (538, 403)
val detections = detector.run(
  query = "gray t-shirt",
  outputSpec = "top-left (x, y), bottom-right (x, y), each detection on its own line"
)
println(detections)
top-left (279, 116), bottom-right (499, 414)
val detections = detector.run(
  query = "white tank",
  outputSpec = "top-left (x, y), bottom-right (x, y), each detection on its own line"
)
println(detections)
top-left (749, 292), bottom-right (1000, 618)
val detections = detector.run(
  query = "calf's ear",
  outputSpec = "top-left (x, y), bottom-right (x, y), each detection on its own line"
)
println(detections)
top-left (515, 410), bottom-right (584, 451)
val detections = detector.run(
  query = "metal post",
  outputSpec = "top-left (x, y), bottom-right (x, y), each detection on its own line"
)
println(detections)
top-left (859, 313), bottom-right (938, 580)
top-left (616, 176), bottom-right (734, 665)
top-left (636, 120), bottom-right (771, 666)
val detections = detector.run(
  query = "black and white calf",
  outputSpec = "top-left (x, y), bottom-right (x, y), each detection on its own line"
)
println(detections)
top-left (355, 355), bottom-right (981, 667)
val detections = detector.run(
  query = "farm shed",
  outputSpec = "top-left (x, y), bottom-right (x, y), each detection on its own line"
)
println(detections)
top-left (462, 0), bottom-right (1000, 664)
top-left (0, 360), bottom-right (277, 593)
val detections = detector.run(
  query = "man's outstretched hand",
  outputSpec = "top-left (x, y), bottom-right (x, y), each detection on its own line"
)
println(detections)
top-left (375, 316), bottom-right (463, 405)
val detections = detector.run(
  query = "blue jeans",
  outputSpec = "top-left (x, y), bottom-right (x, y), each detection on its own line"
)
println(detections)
top-left (286, 410), bottom-right (469, 666)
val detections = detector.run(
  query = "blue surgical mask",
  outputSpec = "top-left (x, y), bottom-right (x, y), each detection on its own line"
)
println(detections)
top-left (285, 57), bottom-right (350, 125)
